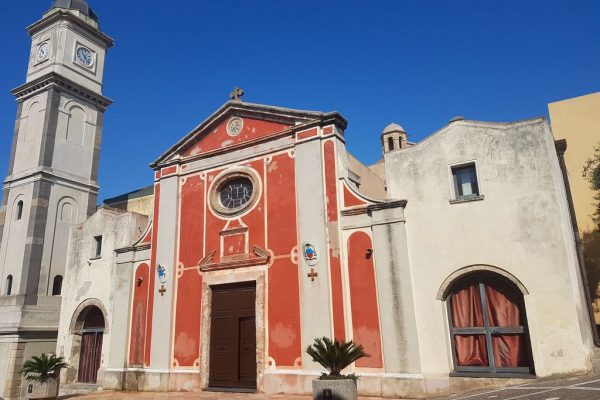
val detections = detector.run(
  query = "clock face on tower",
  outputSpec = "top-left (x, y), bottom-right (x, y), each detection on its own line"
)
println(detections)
top-left (76, 47), bottom-right (94, 67)
top-left (36, 42), bottom-right (49, 61)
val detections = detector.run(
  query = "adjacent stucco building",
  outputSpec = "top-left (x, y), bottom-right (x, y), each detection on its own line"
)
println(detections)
top-left (549, 92), bottom-right (600, 234)
top-left (548, 93), bottom-right (600, 326)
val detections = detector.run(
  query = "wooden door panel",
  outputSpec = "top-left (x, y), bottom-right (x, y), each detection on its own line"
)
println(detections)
top-left (209, 316), bottom-right (235, 386)
top-left (209, 282), bottom-right (256, 389)
top-left (238, 316), bottom-right (256, 384)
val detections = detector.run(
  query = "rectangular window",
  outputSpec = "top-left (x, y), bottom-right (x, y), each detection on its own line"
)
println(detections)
top-left (452, 163), bottom-right (479, 199)
top-left (93, 235), bottom-right (102, 258)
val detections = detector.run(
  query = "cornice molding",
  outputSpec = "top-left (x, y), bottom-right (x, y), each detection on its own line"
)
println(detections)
top-left (4, 167), bottom-right (99, 192)
top-left (27, 10), bottom-right (114, 48)
top-left (341, 200), bottom-right (408, 216)
top-left (115, 243), bottom-right (152, 254)
top-left (11, 72), bottom-right (113, 110)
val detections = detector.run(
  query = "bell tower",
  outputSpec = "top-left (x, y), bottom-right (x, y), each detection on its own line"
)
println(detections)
top-left (381, 123), bottom-right (408, 154)
top-left (0, 1), bottom-right (112, 398)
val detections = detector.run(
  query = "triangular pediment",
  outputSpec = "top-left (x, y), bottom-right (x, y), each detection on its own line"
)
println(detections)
top-left (151, 101), bottom-right (347, 168)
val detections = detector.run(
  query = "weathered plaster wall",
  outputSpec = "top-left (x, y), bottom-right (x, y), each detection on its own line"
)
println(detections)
top-left (56, 207), bottom-right (148, 386)
top-left (385, 118), bottom-right (594, 378)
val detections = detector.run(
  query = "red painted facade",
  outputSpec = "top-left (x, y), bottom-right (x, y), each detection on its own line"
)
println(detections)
top-left (128, 103), bottom-right (391, 379)
top-left (347, 231), bottom-right (383, 368)
top-left (182, 118), bottom-right (290, 157)
top-left (323, 140), bottom-right (346, 341)
top-left (129, 263), bottom-right (150, 365)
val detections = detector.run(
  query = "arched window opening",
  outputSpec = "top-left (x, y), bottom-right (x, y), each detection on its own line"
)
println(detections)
top-left (447, 272), bottom-right (533, 375)
top-left (5, 275), bottom-right (13, 296)
top-left (387, 136), bottom-right (394, 151)
top-left (16, 201), bottom-right (23, 220)
top-left (52, 275), bottom-right (63, 296)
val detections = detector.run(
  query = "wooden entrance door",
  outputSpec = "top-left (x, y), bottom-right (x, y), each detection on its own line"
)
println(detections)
top-left (78, 329), bottom-right (103, 383)
top-left (209, 282), bottom-right (257, 389)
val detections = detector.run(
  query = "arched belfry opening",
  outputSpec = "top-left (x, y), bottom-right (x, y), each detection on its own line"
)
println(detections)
top-left (72, 305), bottom-right (105, 383)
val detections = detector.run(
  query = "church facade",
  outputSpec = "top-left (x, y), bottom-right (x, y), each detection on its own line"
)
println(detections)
top-left (0, 2), bottom-right (596, 399)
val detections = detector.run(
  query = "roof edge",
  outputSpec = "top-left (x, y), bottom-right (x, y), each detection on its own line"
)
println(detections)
top-left (150, 101), bottom-right (348, 169)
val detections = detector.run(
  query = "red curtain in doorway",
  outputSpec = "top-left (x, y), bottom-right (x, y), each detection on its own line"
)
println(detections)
top-left (485, 284), bottom-right (528, 368)
top-left (451, 284), bottom-right (488, 366)
top-left (78, 332), bottom-right (103, 383)
top-left (451, 280), bottom-right (528, 369)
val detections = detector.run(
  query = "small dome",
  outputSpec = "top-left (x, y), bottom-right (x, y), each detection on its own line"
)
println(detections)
top-left (51, 0), bottom-right (98, 21)
top-left (383, 123), bottom-right (406, 134)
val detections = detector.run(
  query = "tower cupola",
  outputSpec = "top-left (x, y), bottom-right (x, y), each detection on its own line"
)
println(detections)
top-left (50, 0), bottom-right (98, 21)
top-left (381, 123), bottom-right (408, 154)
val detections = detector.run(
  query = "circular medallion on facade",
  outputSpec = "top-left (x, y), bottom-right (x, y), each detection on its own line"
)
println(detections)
top-left (226, 117), bottom-right (244, 137)
top-left (157, 264), bottom-right (169, 284)
top-left (302, 242), bottom-right (319, 266)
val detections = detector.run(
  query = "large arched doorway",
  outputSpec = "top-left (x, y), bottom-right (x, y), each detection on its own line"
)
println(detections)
top-left (445, 271), bottom-right (534, 375)
top-left (76, 306), bottom-right (105, 383)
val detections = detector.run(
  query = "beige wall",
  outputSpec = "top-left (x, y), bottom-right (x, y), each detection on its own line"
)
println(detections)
top-left (346, 153), bottom-right (386, 199)
top-left (549, 92), bottom-right (600, 234)
top-left (105, 195), bottom-right (154, 216)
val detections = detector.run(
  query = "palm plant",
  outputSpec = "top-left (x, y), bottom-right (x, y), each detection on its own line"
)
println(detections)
top-left (21, 353), bottom-right (68, 383)
top-left (306, 337), bottom-right (369, 378)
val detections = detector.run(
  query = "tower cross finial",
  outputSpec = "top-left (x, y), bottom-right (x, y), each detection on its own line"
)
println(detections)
top-left (230, 87), bottom-right (245, 101)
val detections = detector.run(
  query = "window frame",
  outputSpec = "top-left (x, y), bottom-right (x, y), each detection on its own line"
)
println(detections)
top-left (5, 275), bottom-right (13, 296)
top-left (16, 200), bottom-right (24, 220)
top-left (92, 235), bottom-right (103, 259)
top-left (52, 275), bottom-right (63, 296)
top-left (446, 274), bottom-right (534, 376)
top-left (208, 167), bottom-right (262, 218)
top-left (448, 161), bottom-right (484, 204)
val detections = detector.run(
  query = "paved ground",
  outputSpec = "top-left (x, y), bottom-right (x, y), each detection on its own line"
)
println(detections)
top-left (440, 374), bottom-right (600, 400)
top-left (59, 374), bottom-right (600, 400)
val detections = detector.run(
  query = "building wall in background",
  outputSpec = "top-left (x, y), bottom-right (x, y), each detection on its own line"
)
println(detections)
top-left (549, 92), bottom-right (600, 234)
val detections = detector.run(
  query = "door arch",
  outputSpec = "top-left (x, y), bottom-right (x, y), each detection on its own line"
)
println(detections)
top-left (74, 305), bottom-right (105, 383)
top-left (445, 271), bottom-right (534, 375)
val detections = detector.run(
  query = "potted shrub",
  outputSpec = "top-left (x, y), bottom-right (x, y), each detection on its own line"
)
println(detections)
top-left (21, 353), bottom-right (68, 399)
top-left (306, 337), bottom-right (369, 400)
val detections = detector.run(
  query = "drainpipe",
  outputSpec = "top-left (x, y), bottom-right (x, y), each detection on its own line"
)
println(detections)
top-left (555, 139), bottom-right (600, 347)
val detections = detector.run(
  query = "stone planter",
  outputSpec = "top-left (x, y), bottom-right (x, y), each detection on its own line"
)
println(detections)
top-left (24, 378), bottom-right (59, 399)
top-left (312, 378), bottom-right (357, 400)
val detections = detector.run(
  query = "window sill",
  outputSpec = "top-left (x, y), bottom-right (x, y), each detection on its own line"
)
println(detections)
top-left (449, 195), bottom-right (485, 204)
top-left (88, 256), bottom-right (102, 261)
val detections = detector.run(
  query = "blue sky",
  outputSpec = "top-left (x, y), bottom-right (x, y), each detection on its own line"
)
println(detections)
top-left (1, 0), bottom-right (599, 201)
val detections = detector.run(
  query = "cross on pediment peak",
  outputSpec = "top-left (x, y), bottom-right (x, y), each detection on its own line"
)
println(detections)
top-left (230, 87), bottom-right (244, 101)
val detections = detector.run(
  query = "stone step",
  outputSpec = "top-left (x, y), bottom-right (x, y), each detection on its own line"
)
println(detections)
top-left (591, 346), bottom-right (600, 373)
top-left (59, 383), bottom-right (102, 396)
